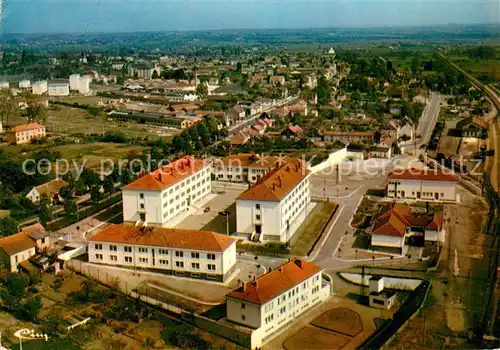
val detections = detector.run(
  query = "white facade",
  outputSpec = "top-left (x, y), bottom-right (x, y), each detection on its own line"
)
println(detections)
top-left (78, 76), bottom-right (91, 94)
top-left (387, 179), bottom-right (457, 202)
top-left (371, 234), bottom-right (406, 255)
top-left (32, 81), bottom-right (48, 95)
top-left (89, 239), bottom-right (236, 282)
top-left (3, 247), bottom-right (36, 272)
top-left (236, 175), bottom-right (311, 242)
top-left (0, 81), bottom-right (9, 89)
top-left (226, 260), bottom-right (331, 349)
top-left (123, 160), bottom-right (212, 227)
top-left (69, 74), bottom-right (80, 90)
top-left (19, 79), bottom-right (31, 89)
top-left (48, 81), bottom-right (70, 96)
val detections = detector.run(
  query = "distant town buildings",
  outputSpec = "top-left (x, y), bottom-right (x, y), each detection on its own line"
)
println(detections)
top-left (236, 159), bottom-right (311, 242)
top-left (128, 63), bottom-right (161, 80)
top-left (122, 156), bottom-right (211, 227)
top-left (7, 123), bottom-right (46, 145)
top-left (89, 224), bottom-right (237, 282)
top-left (226, 258), bottom-right (331, 348)
top-left (18, 79), bottom-right (31, 89)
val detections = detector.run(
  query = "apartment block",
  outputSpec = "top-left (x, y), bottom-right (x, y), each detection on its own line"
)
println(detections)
top-left (236, 159), bottom-right (311, 242)
top-left (226, 259), bottom-right (331, 348)
top-left (88, 224), bottom-right (237, 282)
top-left (122, 156), bottom-right (211, 227)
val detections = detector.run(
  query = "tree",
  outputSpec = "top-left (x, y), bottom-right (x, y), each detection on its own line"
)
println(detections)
top-left (25, 94), bottom-right (47, 124)
top-left (0, 217), bottom-right (19, 237)
top-left (103, 176), bottom-right (115, 196)
top-left (152, 70), bottom-right (159, 79)
top-left (90, 186), bottom-right (103, 203)
top-left (196, 83), bottom-right (208, 99)
top-left (59, 186), bottom-right (72, 201)
top-left (64, 198), bottom-right (78, 218)
top-left (39, 194), bottom-right (53, 225)
top-left (411, 57), bottom-right (420, 75)
top-left (120, 168), bottom-right (133, 185)
top-left (21, 295), bottom-right (42, 321)
top-left (0, 90), bottom-right (19, 125)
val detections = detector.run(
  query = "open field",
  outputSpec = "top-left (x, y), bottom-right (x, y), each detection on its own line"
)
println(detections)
top-left (11, 103), bottom-right (177, 140)
top-left (311, 308), bottom-right (363, 336)
top-left (3, 142), bottom-right (146, 171)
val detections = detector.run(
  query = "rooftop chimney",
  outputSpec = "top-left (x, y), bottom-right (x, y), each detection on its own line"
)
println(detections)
top-left (294, 259), bottom-right (303, 269)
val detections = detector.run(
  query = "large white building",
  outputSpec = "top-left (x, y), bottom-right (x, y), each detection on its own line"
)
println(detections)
top-left (122, 156), bottom-right (211, 227)
top-left (226, 258), bottom-right (331, 348)
top-left (236, 159), bottom-right (311, 242)
top-left (386, 168), bottom-right (458, 202)
top-left (212, 154), bottom-right (299, 185)
top-left (48, 80), bottom-right (70, 96)
top-left (18, 79), bottom-right (31, 89)
top-left (32, 80), bottom-right (48, 95)
top-left (88, 224), bottom-right (237, 282)
top-left (69, 74), bottom-right (91, 94)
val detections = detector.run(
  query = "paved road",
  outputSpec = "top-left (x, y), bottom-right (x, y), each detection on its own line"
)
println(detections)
top-left (400, 92), bottom-right (441, 153)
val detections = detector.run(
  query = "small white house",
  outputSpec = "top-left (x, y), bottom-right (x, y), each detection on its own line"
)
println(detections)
top-left (26, 178), bottom-right (68, 204)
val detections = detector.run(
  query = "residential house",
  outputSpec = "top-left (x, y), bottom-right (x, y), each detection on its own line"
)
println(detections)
top-left (128, 63), bottom-right (161, 80)
top-left (386, 168), bottom-right (458, 202)
top-left (7, 123), bottom-right (46, 145)
top-left (88, 224), bottom-right (237, 282)
top-left (269, 76), bottom-right (285, 86)
top-left (31, 80), bottom-right (48, 95)
top-left (236, 159), bottom-right (311, 242)
top-left (368, 203), bottom-right (443, 255)
top-left (456, 116), bottom-right (488, 139)
top-left (122, 156), bottom-right (211, 227)
top-left (18, 80), bottom-right (31, 89)
top-left (369, 145), bottom-right (392, 159)
top-left (323, 130), bottom-right (377, 144)
top-left (0, 224), bottom-right (50, 272)
top-left (230, 130), bottom-right (251, 147)
top-left (281, 125), bottom-right (303, 140)
top-left (226, 258), bottom-right (331, 349)
top-left (25, 178), bottom-right (69, 204)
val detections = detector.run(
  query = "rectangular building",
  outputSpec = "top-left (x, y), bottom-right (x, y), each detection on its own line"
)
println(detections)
top-left (323, 130), bottom-right (376, 144)
top-left (32, 80), bottom-right (48, 95)
top-left (212, 154), bottom-right (299, 185)
top-left (386, 168), bottom-right (458, 202)
top-left (7, 123), bottom-right (46, 145)
top-left (88, 224), bottom-right (237, 282)
top-left (236, 159), bottom-right (311, 242)
top-left (226, 259), bottom-right (331, 348)
top-left (122, 156), bottom-right (211, 227)
top-left (48, 80), bottom-right (70, 96)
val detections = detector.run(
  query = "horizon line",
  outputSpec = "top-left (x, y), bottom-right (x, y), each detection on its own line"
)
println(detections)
top-left (4, 21), bottom-right (499, 37)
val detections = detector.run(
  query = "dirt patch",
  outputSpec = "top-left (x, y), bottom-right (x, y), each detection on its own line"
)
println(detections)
top-left (283, 326), bottom-right (351, 350)
top-left (311, 308), bottom-right (363, 337)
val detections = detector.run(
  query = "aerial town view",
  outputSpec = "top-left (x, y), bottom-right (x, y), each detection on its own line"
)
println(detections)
top-left (0, 0), bottom-right (499, 349)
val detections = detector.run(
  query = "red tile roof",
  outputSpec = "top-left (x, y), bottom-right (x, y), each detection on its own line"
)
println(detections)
top-left (371, 203), bottom-right (442, 237)
top-left (388, 168), bottom-right (457, 182)
top-left (123, 156), bottom-right (206, 191)
top-left (12, 123), bottom-right (45, 133)
top-left (0, 231), bottom-right (37, 256)
top-left (89, 224), bottom-right (236, 252)
top-left (237, 159), bottom-right (309, 201)
top-left (227, 258), bottom-right (321, 305)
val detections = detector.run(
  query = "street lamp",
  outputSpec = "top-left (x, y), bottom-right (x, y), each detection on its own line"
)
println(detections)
top-left (14, 329), bottom-right (48, 350)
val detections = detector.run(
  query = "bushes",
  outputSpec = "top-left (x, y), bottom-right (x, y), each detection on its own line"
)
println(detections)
top-left (162, 325), bottom-right (210, 350)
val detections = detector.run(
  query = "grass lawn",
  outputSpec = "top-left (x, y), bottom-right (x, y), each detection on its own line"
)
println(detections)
top-left (290, 201), bottom-right (338, 256)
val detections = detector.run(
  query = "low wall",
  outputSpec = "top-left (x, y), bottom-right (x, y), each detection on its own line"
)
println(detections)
top-left (188, 314), bottom-right (253, 348)
top-left (339, 272), bottom-right (422, 291)
top-left (309, 147), bottom-right (347, 174)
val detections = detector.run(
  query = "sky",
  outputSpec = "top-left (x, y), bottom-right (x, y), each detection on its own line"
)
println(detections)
top-left (2, 0), bottom-right (499, 34)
